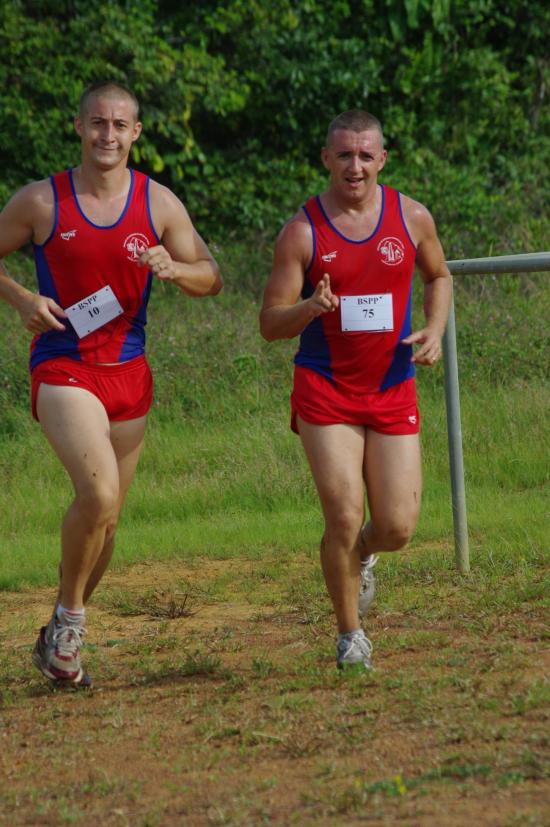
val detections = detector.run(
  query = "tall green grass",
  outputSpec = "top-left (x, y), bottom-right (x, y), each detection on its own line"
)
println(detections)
top-left (0, 247), bottom-right (548, 590)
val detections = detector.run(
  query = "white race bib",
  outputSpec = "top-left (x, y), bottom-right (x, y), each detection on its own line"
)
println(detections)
top-left (340, 294), bottom-right (394, 332)
top-left (64, 285), bottom-right (124, 339)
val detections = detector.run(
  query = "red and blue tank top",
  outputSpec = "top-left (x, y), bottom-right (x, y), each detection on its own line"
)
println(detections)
top-left (296, 184), bottom-right (417, 393)
top-left (30, 168), bottom-right (159, 370)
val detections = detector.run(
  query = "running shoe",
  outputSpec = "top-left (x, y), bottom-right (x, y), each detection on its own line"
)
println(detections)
top-left (358, 553), bottom-right (378, 617)
top-left (336, 629), bottom-right (373, 671)
top-left (32, 616), bottom-right (91, 688)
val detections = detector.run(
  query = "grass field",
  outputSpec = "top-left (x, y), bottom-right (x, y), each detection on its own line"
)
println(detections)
top-left (0, 252), bottom-right (548, 825)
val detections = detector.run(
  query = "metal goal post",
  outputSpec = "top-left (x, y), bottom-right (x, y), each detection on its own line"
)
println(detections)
top-left (442, 251), bottom-right (550, 574)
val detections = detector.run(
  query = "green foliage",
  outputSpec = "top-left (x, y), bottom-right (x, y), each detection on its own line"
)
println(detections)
top-left (0, 0), bottom-right (548, 248)
top-left (0, 0), bottom-right (246, 203)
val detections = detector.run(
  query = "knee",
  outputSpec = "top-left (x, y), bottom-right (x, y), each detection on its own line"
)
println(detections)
top-left (378, 521), bottom-right (415, 551)
top-left (75, 481), bottom-right (119, 526)
top-left (324, 507), bottom-right (364, 548)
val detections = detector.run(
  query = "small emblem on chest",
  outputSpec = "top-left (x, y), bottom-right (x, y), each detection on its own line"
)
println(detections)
top-left (377, 236), bottom-right (405, 266)
top-left (60, 230), bottom-right (77, 241)
top-left (123, 233), bottom-right (149, 262)
top-left (321, 250), bottom-right (338, 262)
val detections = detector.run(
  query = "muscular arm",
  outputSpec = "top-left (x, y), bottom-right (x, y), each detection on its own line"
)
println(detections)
top-left (0, 183), bottom-right (67, 332)
top-left (400, 197), bottom-right (452, 366)
top-left (260, 216), bottom-right (339, 341)
top-left (140, 182), bottom-right (222, 297)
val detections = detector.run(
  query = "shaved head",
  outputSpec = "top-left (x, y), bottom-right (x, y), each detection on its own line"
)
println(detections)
top-left (79, 81), bottom-right (139, 121)
top-left (326, 110), bottom-right (384, 147)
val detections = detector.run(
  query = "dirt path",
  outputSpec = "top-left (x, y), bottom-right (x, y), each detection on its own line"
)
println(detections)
top-left (1, 559), bottom-right (548, 827)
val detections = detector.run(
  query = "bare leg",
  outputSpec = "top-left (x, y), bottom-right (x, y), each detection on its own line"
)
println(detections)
top-left (361, 431), bottom-right (422, 557)
top-left (297, 417), bottom-right (366, 634)
top-left (37, 385), bottom-right (145, 611)
top-left (83, 415), bottom-right (147, 602)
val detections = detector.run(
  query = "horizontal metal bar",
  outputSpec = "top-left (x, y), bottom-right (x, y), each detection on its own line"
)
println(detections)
top-left (441, 249), bottom-right (547, 576)
top-left (446, 251), bottom-right (550, 275)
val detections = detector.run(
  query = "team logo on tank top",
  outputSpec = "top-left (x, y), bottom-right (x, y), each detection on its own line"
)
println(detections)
top-left (377, 236), bottom-right (405, 266)
top-left (123, 232), bottom-right (149, 262)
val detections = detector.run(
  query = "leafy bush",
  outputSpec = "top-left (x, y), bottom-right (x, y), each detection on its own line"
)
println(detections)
top-left (1, 0), bottom-right (548, 245)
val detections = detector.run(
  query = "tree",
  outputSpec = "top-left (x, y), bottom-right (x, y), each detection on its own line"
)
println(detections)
top-left (0, 0), bottom-right (548, 251)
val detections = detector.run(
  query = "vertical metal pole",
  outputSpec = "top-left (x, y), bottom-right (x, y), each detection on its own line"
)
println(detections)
top-left (442, 283), bottom-right (470, 573)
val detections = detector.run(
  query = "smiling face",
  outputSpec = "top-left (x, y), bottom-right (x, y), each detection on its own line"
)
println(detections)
top-left (321, 128), bottom-right (387, 204)
top-left (75, 92), bottom-right (142, 172)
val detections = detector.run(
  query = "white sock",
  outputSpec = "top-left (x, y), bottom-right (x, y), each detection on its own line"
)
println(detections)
top-left (56, 604), bottom-right (85, 626)
top-left (338, 629), bottom-right (362, 643)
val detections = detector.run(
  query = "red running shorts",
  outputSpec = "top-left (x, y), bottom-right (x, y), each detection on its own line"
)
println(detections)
top-left (291, 366), bottom-right (420, 436)
top-left (31, 355), bottom-right (154, 422)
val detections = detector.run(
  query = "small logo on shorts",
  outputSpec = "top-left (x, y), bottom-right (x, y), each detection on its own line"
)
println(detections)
top-left (377, 237), bottom-right (405, 266)
top-left (61, 230), bottom-right (77, 241)
top-left (321, 250), bottom-right (338, 262)
top-left (123, 233), bottom-right (149, 262)
top-left (408, 415), bottom-right (417, 425)
top-left (68, 377), bottom-right (79, 383)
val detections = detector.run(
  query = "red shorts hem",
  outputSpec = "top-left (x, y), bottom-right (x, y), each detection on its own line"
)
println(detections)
top-left (290, 367), bottom-right (420, 436)
top-left (30, 355), bottom-right (154, 422)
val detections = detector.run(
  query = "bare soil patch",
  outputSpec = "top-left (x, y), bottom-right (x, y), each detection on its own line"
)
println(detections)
top-left (1, 558), bottom-right (548, 827)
